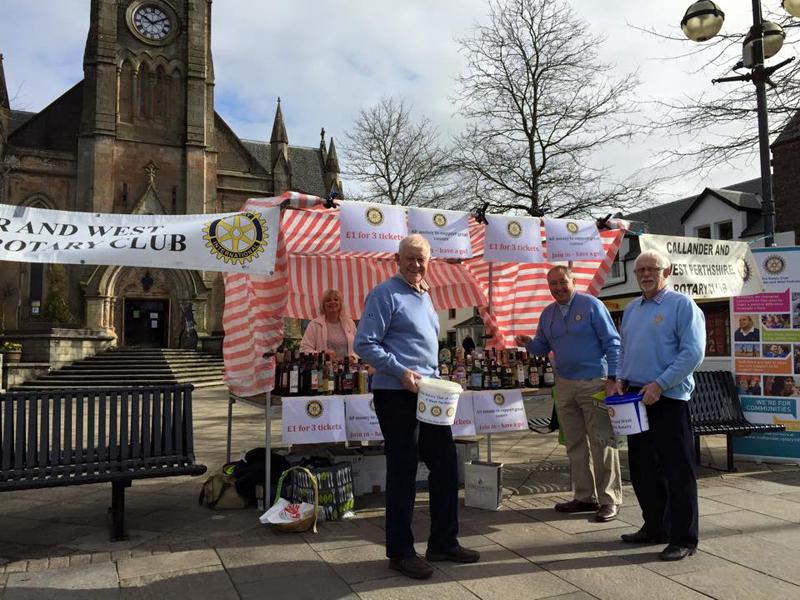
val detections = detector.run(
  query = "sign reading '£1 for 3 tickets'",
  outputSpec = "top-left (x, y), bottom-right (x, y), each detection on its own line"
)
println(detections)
top-left (0, 204), bottom-right (280, 275)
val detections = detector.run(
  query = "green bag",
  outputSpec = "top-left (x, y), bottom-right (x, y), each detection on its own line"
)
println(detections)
top-left (290, 462), bottom-right (354, 521)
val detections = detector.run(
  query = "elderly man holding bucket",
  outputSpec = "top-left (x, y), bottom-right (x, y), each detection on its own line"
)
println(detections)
top-left (615, 249), bottom-right (705, 561)
top-left (355, 234), bottom-right (480, 580)
top-left (515, 265), bottom-right (623, 523)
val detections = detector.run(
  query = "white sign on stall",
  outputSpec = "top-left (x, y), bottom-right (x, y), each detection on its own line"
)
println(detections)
top-left (451, 391), bottom-right (477, 436)
top-left (543, 218), bottom-right (604, 261)
top-left (282, 396), bottom-right (347, 444)
top-left (344, 394), bottom-right (384, 442)
top-left (483, 215), bottom-right (545, 263)
top-left (339, 201), bottom-right (408, 253)
top-left (407, 207), bottom-right (472, 259)
top-left (472, 389), bottom-right (528, 433)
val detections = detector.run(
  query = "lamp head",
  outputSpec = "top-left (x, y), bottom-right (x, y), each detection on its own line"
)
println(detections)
top-left (681, 0), bottom-right (725, 42)
top-left (784, 0), bottom-right (800, 19)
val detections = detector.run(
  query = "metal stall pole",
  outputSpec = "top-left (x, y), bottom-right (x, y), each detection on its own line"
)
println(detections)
top-left (486, 262), bottom-right (493, 463)
top-left (263, 388), bottom-right (272, 511)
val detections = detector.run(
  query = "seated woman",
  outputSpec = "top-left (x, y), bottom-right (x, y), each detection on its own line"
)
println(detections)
top-left (300, 289), bottom-right (357, 359)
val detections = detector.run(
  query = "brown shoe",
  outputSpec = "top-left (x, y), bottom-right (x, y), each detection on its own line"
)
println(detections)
top-left (595, 504), bottom-right (619, 522)
top-left (389, 555), bottom-right (434, 579)
top-left (554, 499), bottom-right (599, 513)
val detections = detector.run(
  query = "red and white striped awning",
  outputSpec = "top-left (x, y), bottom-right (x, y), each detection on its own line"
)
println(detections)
top-left (223, 192), bottom-right (625, 397)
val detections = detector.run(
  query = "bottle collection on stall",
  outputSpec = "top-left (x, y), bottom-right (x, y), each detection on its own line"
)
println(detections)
top-left (273, 351), bottom-right (371, 396)
top-left (442, 347), bottom-right (554, 390)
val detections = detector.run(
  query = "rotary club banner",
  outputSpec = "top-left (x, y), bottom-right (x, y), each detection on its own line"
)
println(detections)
top-left (543, 218), bottom-right (604, 261)
top-left (407, 207), bottom-right (472, 259)
top-left (344, 394), bottom-right (384, 442)
top-left (339, 201), bottom-right (408, 253)
top-left (640, 234), bottom-right (763, 299)
top-left (0, 203), bottom-right (280, 274)
top-left (282, 396), bottom-right (347, 444)
top-left (483, 215), bottom-right (545, 263)
top-left (472, 389), bottom-right (528, 433)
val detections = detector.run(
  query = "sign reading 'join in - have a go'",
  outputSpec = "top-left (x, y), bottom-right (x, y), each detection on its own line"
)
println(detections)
top-left (339, 201), bottom-right (408, 253)
top-left (407, 207), bottom-right (472, 259)
top-left (0, 203), bottom-right (280, 274)
top-left (282, 396), bottom-right (347, 444)
top-left (483, 214), bottom-right (545, 263)
top-left (543, 218), bottom-right (604, 261)
top-left (344, 394), bottom-right (384, 442)
top-left (472, 389), bottom-right (528, 433)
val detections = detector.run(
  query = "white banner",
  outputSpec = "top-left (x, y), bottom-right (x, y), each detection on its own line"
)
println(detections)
top-left (339, 201), bottom-right (408, 253)
top-left (282, 396), bottom-right (347, 444)
top-left (543, 218), bottom-right (604, 261)
top-left (0, 203), bottom-right (280, 274)
top-left (344, 394), bottom-right (384, 442)
top-left (451, 391), bottom-right (477, 436)
top-left (640, 234), bottom-right (763, 299)
top-left (483, 215), bottom-right (545, 263)
top-left (407, 207), bottom-right (472, 259)
top-left (472, 389), bottom-right (528, 433)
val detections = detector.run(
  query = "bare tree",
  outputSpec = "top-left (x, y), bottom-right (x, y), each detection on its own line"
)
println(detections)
top-left (453, 0), bottom-right (655, 218)
top-left (640, 9), bottom-right (800, 177)
top-left (342, 96), bottom-right (457, 207)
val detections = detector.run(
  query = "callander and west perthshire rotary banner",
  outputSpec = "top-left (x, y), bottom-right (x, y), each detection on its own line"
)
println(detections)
top-left (543, 218), bottom-right (605, 261)
top-left (483, 215), bottom-right (545, 263)
top-left (639, 234), bottom-right (763, 299)
top-left (407, 207), bottom-right (472, 259)
top-left (339, 201), bottom-right (408, 253)
top-left (0, 203), bottom-right (280, 274)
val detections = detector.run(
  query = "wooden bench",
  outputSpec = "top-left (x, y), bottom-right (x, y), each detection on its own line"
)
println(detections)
top-left (690, 370), bottom-right (786, 472)
top-left (0, 385), bottom-right (207, 540)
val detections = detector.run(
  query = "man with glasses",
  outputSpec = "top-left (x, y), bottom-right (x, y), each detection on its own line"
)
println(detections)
top-left (615, 250), bottom-right (705, 561)
top-left (355, 234), bottom-right (480, 580)
top-left (515, 265), bottom-right (622, 522)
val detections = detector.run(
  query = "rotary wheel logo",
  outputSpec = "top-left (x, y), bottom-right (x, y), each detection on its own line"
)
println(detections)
top-left (369, 399), bottom-right (375, 412)
top-left (431, 406), bottom-right (442, 417)
top-left (736, 257), bottom-right (751, 282)
top-left (607, 407), bottom-right (616, 417)
top-left (566, 222), bottom-right (579, 234)
top-left (418, 401), bottom-right (426, 413)
top-left (365, 207), bottom-right (384, 226)
top-left (203, 212), bottom-right (268, 265)
top-left (493, 393), bottom-right (505, 406)
top-left (433, 213), bottom-right (447, 228)
top-left (446, 407), bottom-right (455, 418)
top-left (764, 255), bottom-right (785, 275)
top-left (507, 221), bottom-right (522, 238)
top-left (305, 400), bottom-right (324, 419)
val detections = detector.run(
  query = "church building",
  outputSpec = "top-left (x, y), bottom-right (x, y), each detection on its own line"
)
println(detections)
top-left (0, 0), bottom-right (342, 362)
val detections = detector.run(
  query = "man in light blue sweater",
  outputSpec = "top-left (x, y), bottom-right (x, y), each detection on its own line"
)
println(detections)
top-left (615, 249), bottom-right (705, 561)
top-left (516, 266), bottom-right (622, 522)
top-left (355, 234), bottom-right (479, 580)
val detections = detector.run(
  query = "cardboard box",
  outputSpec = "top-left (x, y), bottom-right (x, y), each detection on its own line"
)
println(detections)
top-left (455, 440), bottom-right (481, 485)
top-left (416, 461), bottom-right (430, 490)
top-left (359, 451), bottom-right (387, 495)
top-left (464, 461), bottom-right (503, 511)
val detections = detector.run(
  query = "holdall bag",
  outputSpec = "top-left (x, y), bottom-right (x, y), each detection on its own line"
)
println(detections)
top-left (290, 461), bottom-right (355, 521)
top-left (198, 462), bottom-right (248, 510)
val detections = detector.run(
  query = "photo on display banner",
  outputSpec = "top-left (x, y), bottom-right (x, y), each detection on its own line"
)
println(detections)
top-left (763, 376), bottom-right (800, 397)
top-left (761, 313), bottom-right (791, 329)
top-left (763, 343), bottom-right (791, 358)
top-left (734, 314), bottom-right (760, 342)
top-left (794, 345), bottom-right (800, 375)
top-left (792, 293), bottom-right (800, 328)
top-left (735, 343), bottom-right (760, 358)
top-left (736, 374), bottom-right (763, 396)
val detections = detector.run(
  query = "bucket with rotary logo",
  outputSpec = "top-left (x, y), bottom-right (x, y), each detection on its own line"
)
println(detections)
top-left (604, 392), bottom-right (649, 436)
top-left (417, 377), bottom-right (463, 426)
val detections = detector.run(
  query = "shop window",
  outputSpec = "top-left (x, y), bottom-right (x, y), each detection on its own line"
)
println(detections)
top-left (448, 308), bottom-right (456, 319)
top-left (716, 221), bottom-right (733, 240)
top-left (696, 225), bottom-right (711, 239)
top-left (609, 256), bottom-right (622, 279)
top-left (700, 301), bottom-right (730, 357)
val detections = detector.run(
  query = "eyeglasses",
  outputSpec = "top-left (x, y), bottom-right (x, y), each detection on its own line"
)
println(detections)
top-left (634, 266), bottom-right (662, 275)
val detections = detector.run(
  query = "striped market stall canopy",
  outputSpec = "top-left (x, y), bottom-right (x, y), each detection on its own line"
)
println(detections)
top-left (223, 192), bottom-right (625, 397)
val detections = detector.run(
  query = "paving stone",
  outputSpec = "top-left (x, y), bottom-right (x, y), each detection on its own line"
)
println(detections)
top-left (4, 563), bottom-right (120, 600)
top-left (116, 548), bottom-right (221, 581)
top-left (484, 519), bottom-right (612, 565)
top-left (700, 533), bottom-right (800, 585)
top-left (120, 565), bottom-right (238, 599)
top-left (702, 510), bottom-right (800, 551)
top-left (46, 556), bottom-right (70, 570)
top-left (68, 554), bottom-right (92, 567)
top-left (0, 516), bottom-right (103, 547)
top-left (217, 537), bottom-right (327, 584)
top-left (718, 475), bottom-right (800, 496)
top-left (705, 492), bottom-right (800, 524)
top-left (671, 564), bottom-right (800, 600)
top-left (318, 541), bottom-right (394, 584)
top-left (68, 528), bottom-right (160, 553)
top-left (350, 573), bottom-right (476, 600)
top-left (619, 547), bottom-right (730, 577)
top-left (236, 566), bottom-right (357, 600)
top-left (299, 517), bottom-right (386, 552)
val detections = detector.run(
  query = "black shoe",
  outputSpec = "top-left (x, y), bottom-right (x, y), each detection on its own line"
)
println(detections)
top-left (389, 555), bottom-right (434, 579)
top-left (620, 529), bottom-right (668, 544)
top-left (425, 545), bottom-right (481, 563)
top-left (554, 499), bottom-right (599, 513)
top-left (659, 544), bottom-right (696, 561)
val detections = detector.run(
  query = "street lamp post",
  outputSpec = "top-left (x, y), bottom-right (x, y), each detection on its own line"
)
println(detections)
top-left (681, 0), bottom-right (799, 247)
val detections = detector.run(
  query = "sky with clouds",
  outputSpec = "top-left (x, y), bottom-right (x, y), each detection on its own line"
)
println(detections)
top-left (1, 0), bottom-right (788, 206)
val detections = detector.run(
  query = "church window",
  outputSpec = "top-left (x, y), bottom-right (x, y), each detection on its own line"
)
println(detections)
top-left (119, 60), bottom-right (135, 123)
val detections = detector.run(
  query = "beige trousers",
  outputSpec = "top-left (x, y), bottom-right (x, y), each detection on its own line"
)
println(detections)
top-left (555, 376), bottom-right (622, 505)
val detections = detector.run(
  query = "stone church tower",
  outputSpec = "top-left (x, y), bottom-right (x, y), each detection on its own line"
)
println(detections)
top-left (0, 0), bottom-right (341, 362)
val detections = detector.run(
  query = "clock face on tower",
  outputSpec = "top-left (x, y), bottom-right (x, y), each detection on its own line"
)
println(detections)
top-left (126, 2), bottom-right (178, 45)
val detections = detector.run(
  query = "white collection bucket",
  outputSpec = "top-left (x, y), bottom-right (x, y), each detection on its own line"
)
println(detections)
top-left (417, 377), bottom-right (462, 426)
top-left (605, 393), bottom-right (649, 436)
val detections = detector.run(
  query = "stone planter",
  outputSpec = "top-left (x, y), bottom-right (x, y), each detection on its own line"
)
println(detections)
top-left (2, 350), bottom-right (22, 364)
